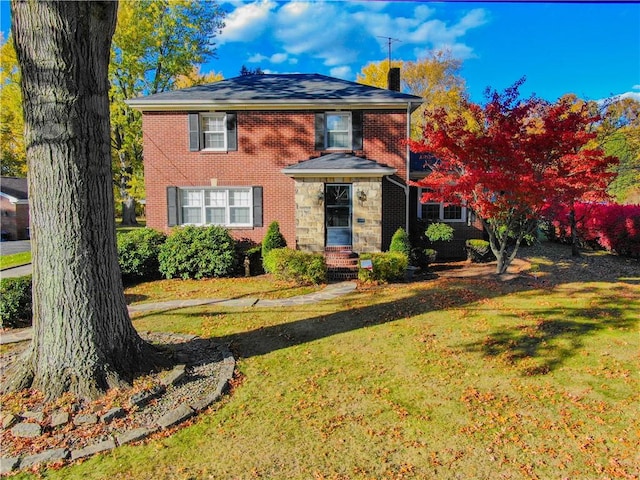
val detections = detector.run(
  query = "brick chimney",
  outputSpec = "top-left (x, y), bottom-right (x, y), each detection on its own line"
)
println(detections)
top-left (387, 67), bottom-right (400, 92)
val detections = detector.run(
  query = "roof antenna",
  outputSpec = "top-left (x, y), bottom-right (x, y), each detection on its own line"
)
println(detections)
top-left (377, 36), bottom-right (402, 67)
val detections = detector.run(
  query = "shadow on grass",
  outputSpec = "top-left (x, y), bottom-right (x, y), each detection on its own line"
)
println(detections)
top-left (462, 285), bottom-right (638, 375)
top-left (141, 276), bottom-right (638, 376)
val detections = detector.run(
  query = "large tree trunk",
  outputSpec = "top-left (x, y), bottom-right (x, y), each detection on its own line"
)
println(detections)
top-left (6, 0), bottom-right (159, 401)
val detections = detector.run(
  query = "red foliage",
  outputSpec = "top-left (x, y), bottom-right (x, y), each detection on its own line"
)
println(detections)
top-left (543, 202), bottom-right (640, 256)
top-left (407, 80), bottom-right (617, 224)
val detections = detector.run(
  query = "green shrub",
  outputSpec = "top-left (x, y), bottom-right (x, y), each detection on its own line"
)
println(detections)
top-left (389, 227), bottom-right (412, 259)
top-left (158, 226), bottom-right (237, 279)
top-left (426, 222), bottom-right (455, 243)
top-left (0, 275), bottom-right (32, 328)
top-left (117, 228), bottom-right (166, 281)
top-left (358, 252), bottom-right (408, 283)
top-left (262, 221), bottom-right (287, 269)
top-left (263, 248), bottom-right (327, 285)
top-left (465, 239), bottom-right (496, 263)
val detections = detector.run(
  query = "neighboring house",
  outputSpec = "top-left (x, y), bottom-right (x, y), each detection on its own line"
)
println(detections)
top-left (0, 176), bottom-right (30, 241)
top-left (128, 73), bottom-right (482, 274)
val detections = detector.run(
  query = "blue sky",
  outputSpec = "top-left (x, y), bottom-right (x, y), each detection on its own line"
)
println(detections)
top-left (1, 1), bottom-right (639, 103)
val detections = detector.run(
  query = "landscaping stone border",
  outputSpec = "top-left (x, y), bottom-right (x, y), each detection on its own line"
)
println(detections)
top-left (0, 344), bottom-right (235, 475)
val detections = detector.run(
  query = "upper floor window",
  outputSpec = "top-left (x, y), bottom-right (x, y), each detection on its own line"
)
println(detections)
top-left (188, 112), bottom-right (237, 152)
top-left (326, 113), bottom-right (351, 149)
top-left (315, 111), bottom-right (363, 151)
top-left (201, 113), bottom-right (226, 151)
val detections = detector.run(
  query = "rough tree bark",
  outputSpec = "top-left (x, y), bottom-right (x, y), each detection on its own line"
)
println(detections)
top-left (5, 0), bottom-right (161, 401)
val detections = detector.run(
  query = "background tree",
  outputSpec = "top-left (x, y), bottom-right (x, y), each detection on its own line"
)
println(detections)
top-left (408, 80), bottom-right (617, 274)
top-left (174, 65), bottom-right (224, 89)
top-left (5, 0), bottom-right (161, 401)
top-left (110, 0), bottom-right (225, 224)
top-left (240, 65), bottom-right (265, 76)
top-left (601, 97), bottom-right (640, 204)
top-left (357, 50), bottom-right (468, 138)
top-left (0, 34), bottom-right (25, 176)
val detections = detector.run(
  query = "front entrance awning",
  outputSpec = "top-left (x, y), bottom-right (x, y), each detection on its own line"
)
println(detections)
top-left (282, 153), bottom-right (397, 178)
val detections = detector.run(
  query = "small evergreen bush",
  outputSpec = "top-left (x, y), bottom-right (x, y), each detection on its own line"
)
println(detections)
top-left (263, 248), bottom-right (327, 285)
top-left (465, 239), bottom-right (496, 263)
top-left (159, 226), bottom-right (237, 279)
top-left (0, 275), bottom-right (32, 328)
top-left (262, 221), bottom-right (287, 269)
top-left (117, 228), bottom-right (166, 281)
top-left (389, 227), bottom-right (412, 259)
top-left (358, 252), bottom-right (408, 283)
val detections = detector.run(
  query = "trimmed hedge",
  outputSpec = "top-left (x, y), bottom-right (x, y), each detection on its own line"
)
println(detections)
top-left (0, 275), bottom-right (32, 328)
top-left (465, 239), bottom-right (496, 263)
top-left (358, 252), bottom-right (408, 283)
top-left (263, 248), bottom-right (327, 285)
top-left (117, 228), bottom-right (166, 281)
top-left (158, 225), bottom-right (238, 279)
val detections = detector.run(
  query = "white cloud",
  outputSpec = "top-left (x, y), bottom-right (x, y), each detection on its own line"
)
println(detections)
top-left (270, 53), bottom-right (288, 64)
top-left (248, 53), bottom-right (268, 63)
top-left (330, 66), bottom-right (352, 79)
top-left (218, 0), bottom-right (276, 44)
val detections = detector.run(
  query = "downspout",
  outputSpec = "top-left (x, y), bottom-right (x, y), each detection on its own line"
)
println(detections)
top-left (405, 100), bottom-right (413, 232)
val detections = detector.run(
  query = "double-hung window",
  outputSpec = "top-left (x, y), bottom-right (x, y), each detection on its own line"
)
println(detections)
top-left (325, 112), bottom-right (351, 149)
top-left (188, 112), bottom-right (238, 152)
top-left (418, 189), bottom-right (466, 223)
top-left (179, 187), bottom-right (253, 227)
top-left (201, 113), bottom-right (226, 151)
top-left (315, 111), bottom-right (363, 151)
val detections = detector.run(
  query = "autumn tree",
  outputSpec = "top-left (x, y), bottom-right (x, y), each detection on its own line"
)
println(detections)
top-left (110, 0), bottom-right (225, 224)
top-left (408, 80), bottom-right (617, 274)
top-left (0, 34), bottom-right (25, 176)
top-left (5, 0), bottom-right (162, 401)
top-left (356, 50), bottom-right (468, 138)
top-left (174, 65), bottom-right (224, 89)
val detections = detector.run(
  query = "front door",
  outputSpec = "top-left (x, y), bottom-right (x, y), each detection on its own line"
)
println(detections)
top-left (325, 184), bottom-right (352, 246)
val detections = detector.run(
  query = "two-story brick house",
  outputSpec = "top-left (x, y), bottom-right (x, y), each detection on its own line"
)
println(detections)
top-left (128, 73), bottom-right (482, 270)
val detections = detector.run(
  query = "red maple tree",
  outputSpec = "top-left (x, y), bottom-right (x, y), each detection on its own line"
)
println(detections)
top-left (408, 80), bottom-right (617, 274)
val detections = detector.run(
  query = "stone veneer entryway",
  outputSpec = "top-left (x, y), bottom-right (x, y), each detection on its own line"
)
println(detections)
top-left (294, 176), bottom-right (383, 254)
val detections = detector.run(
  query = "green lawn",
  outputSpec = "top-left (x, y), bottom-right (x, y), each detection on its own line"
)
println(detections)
top-left (8, 246), bottom-right (640, 479)
top-left (0, 252), bottom-right (31, 270)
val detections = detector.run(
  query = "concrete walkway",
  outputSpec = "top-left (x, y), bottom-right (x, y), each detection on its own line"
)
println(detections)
top-left (0, 282), bottom-right (357, 345)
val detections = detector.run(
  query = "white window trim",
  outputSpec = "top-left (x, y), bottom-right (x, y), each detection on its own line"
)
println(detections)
top-left (180, 187), bottom-right (253, 227)
top-left (417, 189), bottom-right (466, 223)
top-left (201, 112), bottom-right (227, 152)
top-left (325, 111), bottom-right (352, 150)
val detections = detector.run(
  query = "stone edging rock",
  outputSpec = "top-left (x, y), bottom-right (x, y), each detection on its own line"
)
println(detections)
top-left (0, 344), bottom-right (235, 475)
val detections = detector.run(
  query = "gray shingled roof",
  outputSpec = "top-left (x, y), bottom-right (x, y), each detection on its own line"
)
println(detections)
top-left (282, 153), bottom-right (397, 177)
top-left (127, 74), bottom-right (422, 110)
top-left (0, 177), bottom-right (28, 201)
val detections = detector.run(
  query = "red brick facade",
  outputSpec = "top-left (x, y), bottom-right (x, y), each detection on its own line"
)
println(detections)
top-left (143, 109), bottom-right (408, 248)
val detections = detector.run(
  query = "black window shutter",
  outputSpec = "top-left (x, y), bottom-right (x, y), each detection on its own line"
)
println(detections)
top-left (167, 186), bottom-right (179, 226)
top-left (252, 186), bottom-right (263, 227)
top-left (314, 113), bottom-right (325, 150)
top-left (352, 111), bottom-right (363, 150)
top-left (188, 113), bottom-right (200, 151)
top-left (226, 113), bottom-right (238, 151)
